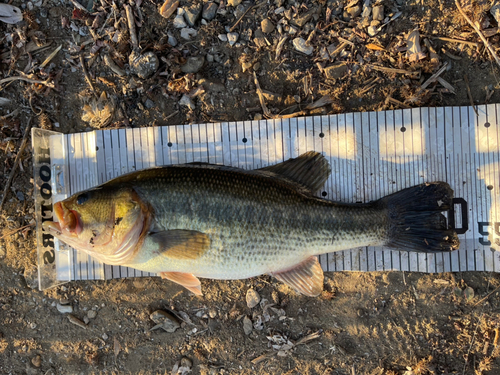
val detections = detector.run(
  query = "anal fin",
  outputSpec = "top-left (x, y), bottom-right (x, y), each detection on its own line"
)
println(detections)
top-left (269, 256), bottom-right (324, 297)
top-left (160, 272), bottom-right (202, 295)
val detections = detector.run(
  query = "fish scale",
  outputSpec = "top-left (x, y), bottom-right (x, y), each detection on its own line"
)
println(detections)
top-left (127, 166), bottom-right (389, 279)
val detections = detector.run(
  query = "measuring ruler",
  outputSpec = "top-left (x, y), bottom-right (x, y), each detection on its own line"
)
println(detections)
top-left (32, 104), bottom-right (500, 289)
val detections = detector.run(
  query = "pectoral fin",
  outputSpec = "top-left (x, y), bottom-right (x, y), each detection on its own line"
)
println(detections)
top-left (160, 272), bottom-right (202, 295)
top-left (270, 256), bottom-right (324, 297)
top-left (149, 229), bottom-right (210, 260)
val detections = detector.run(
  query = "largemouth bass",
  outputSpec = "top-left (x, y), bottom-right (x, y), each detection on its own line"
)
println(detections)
top-left (42, 152), bottom-right (459, 296)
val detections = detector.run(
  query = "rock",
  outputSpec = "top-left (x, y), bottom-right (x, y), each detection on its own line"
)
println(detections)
top-left (491, 2), bottom-right (500, 24)
top-left (234, 4), bottom-right (247, 18)
top-left (361, 5), bottom-right (371, 18)
top-left (218, 33), bottom-right (228, 42)
top-left (202, 2), bottom-right (218, 20)
top-left (261, 18), bottom-right (275, 33)
top-left (372, 5), bottom-right (384, 21)
top-left (227, 0), bottom-right (242, 6)
top-left (367, 25), bottom-right (378, 37)
top-left (16, 191), bottom-right (24, 201)
top-left (227, 32), bottom-right (239, 46)
top-left (292, 37), bottom-right (313, 55)
top-left (345, 4), bottom-right (362, 19)
top-left (167, 33), bottom-right (178, 46)
top-left (56, 303), bottom-right (73, 314)
top-left (87, 310), bottom-right (97, 319)
top-left (243, 316), bottom-right (252, 335)
top-left (173, 14), bottom-right (187, 28)
top-left (179, 94), bottom-right (195, 110)
top-left (31, 355), bottom-right (41, 368)
top-left (324, 62), bottom-right (348, 79)
top-left (291, 9), bottom-right (315, 27)
top-left (159, 0), bottom-right (179, 19)
top-left (129, 51), bottom-right (159, 79)
top-left (199, 78), bottom-right (226, 93)
top-left (181, 56), bottom-right (205, 73)
top-left (184, 3), bottom-right (202, 26)
top-left (253, 28), bottom-right (267, 48)
top-left (246, 289), bottom-right (261, 308)
top-left (180, 27), bottom-right (197, 40)
top-left (208, 309), bottom-right (217, 318)
top-left (145, 99), bottom-right (155, 108)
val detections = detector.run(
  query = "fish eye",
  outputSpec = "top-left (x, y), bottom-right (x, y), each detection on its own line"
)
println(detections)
top-left (76, 193), bottom-right (90, 205)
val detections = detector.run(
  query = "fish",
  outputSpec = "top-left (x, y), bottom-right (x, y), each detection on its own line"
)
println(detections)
top-left (42, 151), bottom-right (460, 297)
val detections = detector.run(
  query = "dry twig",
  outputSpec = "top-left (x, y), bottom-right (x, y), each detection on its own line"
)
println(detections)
top-left (124, 4), bottom-right (139, 49)
top-left (0, 117), bottom-right (33, 212)
top-left (455, 0), bottom-right (500, 69)
top-left (79, 54), bottom-right (97, 96)
top-left (421, 62), bottom-right (449, 90)
top-left (464, 74), bottom-right (478, 116)
top-left (253, 71), bottom-right (271, 118)
top-left (0, 76), bottom-right (55, 89)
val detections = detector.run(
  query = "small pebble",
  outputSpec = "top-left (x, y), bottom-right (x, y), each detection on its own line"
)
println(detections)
top-left (227, 32), bottom-right (239, 46)
top-left (180, 27), bottom-right (197, 40)
top-left (56, 303), bottom-right (73, 314)
top-left (181, 56), bottom-right (205, 73)
top-left (173, 14), bottom-right (187, 28)
top-left (16, 191), bottom-right (24, 202)
top-left (372, 5), bottom-right (384, 21)
top-left (167, 33), bottom-right (178, 47)
top-left (87, 310), bottom-right (97, 319)
top-left (184, 3), bottom-right (202, 26)
top-left (179, 95), bottom-right (195, 110)
top-left (83, 316), bottom-right (90, 325)
top-left (218, 34), bottom-right (228, 42)
top-left (202, 2), bottom-right (218, 20)
top-left (102, 333), bottom-right (108, 340)
top-left (208, 309), bottom-right (217, 318)
top-left (292, 37), bottom-right (313, 55)
top-left (246, 289), bottom-right (261, 308)
top-left (180, 357), bottom-right (192, 369)
top-left (367, 25), bottom-right (378, 37)
top-left (243, 316), bottom-right (252, 335)
top-left (261, 18), bottom-right (275, 34)
top-left (30, 322), bottom-right (37, 329)
top-left (32, 355), bottom-right (41, 368)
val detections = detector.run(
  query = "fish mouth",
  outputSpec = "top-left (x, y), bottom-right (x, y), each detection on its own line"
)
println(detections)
top-left (42, 202), bottom-right (82, 236)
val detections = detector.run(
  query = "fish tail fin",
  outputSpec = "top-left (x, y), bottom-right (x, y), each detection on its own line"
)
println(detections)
top-left (379, 182), bottom-right (460, 252)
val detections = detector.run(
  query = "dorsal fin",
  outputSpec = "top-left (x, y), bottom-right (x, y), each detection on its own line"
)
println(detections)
top-left (259, 151), bottom-right (331, 193)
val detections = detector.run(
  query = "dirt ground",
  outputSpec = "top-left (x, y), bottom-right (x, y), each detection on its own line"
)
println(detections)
top-left (2, 0), bottom-right (500, 374)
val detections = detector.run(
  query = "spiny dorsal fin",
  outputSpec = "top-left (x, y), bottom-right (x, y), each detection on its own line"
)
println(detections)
top-left (270, 256), bottom-right (324, 297)
top-left (259, 151), bottom-right (331, 193)
top-left (149, 230), bottom-right (210, 260)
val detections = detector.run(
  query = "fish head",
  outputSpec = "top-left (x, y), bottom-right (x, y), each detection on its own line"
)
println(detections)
top-left (42, 187), bottom-right (148, 263)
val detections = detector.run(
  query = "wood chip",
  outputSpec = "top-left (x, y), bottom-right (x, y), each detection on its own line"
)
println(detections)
top-left (159, 0), bottom-right (179, 19)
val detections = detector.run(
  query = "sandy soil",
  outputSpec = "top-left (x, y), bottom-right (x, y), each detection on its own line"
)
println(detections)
top-left (1, 0), bottom-right (500, 374)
